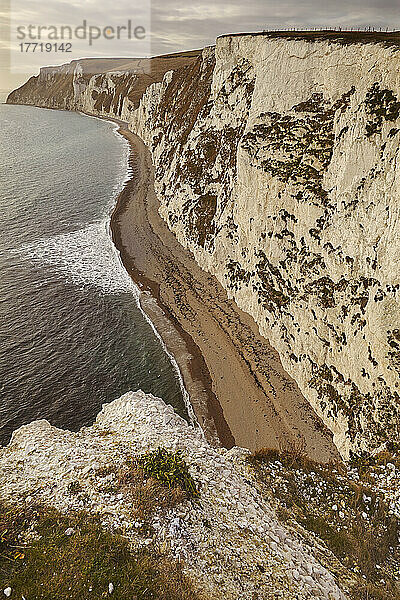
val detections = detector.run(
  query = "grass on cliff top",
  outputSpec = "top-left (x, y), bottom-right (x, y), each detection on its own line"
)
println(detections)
top-left (248, 442), bottom-right (400, 600)
top-left (96, 448), bottom-right (199, 523)
top-left (0, 501), bottom-right (200, 600)
top-left (136, 448), bottom-right (199, 499)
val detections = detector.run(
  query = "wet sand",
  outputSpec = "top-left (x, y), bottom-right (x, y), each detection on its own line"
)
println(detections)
top-left (110, 124), bottom-right (340, 463)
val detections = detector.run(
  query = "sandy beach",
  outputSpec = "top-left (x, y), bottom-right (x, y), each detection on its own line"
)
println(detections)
top-left (110, 124), bottom-right (340, 463)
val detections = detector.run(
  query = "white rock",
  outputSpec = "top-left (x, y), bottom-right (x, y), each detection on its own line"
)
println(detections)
top-left (0, 391), bottom-right (347, 600)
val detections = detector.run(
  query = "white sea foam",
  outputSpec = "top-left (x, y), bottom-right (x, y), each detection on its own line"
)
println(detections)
top-left (14, 120), bottom-right (133, 296)
top-left (17, 220), bottom-right (138, 296)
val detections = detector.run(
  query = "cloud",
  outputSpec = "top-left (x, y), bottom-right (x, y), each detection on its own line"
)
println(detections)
top-left (1, 0), bottom-right (399, 91)
top-left (151, 0), bottom-right (399, 53)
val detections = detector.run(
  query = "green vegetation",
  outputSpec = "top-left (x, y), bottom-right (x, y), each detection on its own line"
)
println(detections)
top-left (0, 450), bottom-right (200, 598)
top-left (136, 448), bottom-right (199, 499)
top-left (248, 443), bottom-right (400, 600)
top-left (98, 448), bottom-right (200, 522)
top-left (0, 501), bottom-right (200, 600)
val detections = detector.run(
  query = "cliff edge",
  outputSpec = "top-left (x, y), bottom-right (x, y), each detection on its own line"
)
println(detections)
top-left (0, 391), bottom-right (347, 599)
top-left (1, 390), bottom-right (399, 598)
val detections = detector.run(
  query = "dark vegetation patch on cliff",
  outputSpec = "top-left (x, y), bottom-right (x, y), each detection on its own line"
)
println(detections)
top-left (174, 129), bottom-right (219, 194)
top-left (183, 194), bottom-right (218, 248)
top-left (175, 125), bottom-right (243, 196)
top-left (308, 361), bottom-right (400, 446)
top-left (225, 260), bottom-right (252, 291)
top-left (248, 445), bottom-right (400, 600)
top-left (387, 329), bottom-right (400, 375)
top-left (303, 276), bottom-right (349, 309)
top-left (241, 88), bottom-right (355, 208)
top-left (253, 254), bottom-right (291, 313)
top-left (365, 83), bottom-right (400, 137)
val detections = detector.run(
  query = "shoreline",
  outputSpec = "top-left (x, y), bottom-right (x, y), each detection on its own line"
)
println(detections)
top-left (103, 138), bottom-right (203, 437)
top-left (109, 123), bottom-right (233, 448)
top-left (109, 121), bottom-right (340, 463)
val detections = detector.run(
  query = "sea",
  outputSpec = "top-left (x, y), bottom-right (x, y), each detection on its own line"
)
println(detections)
top-left (0, 103), bottom-right (187, 445)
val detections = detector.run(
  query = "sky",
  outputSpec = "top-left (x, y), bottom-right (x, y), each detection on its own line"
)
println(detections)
top-left (0, 0), bottom-right (399, 95)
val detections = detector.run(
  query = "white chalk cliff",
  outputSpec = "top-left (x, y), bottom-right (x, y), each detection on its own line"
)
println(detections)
top-left (8, 33), bottom-right (400, 457)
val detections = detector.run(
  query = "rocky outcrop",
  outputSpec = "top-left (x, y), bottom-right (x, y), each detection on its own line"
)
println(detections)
top-left (8, 33), bottom-right (400, 457)
top-left (0, 390), bottom-right (348, 599)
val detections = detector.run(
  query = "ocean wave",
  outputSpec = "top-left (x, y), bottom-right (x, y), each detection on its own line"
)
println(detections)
top-left (14, 220), bottom-right (138, 297)
top-left (12, 119), bottom-right (133, 296)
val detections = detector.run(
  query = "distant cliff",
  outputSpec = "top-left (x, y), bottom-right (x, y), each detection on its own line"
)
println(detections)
top-left (8, 32), bottom-right (400, 458)
top-left (7, 52), bottom-right (201, 112)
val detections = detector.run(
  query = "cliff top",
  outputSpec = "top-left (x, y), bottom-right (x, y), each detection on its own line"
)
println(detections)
top-left (218, 29), bottom-right (400, 48)
top-left (1, 390), bottom-right (399, 598)
top-left (0, 390), bottom-right (348, 600)
top-left (57, 49), bottom-right (202, 75)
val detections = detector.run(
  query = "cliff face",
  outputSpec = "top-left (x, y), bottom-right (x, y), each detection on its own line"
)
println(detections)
top-left (130, 37), bottom-right (400, 458)
top-left (8, 35), bottom-right (400, 457)
top-left (7, 52), bottom-right (201, 112)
